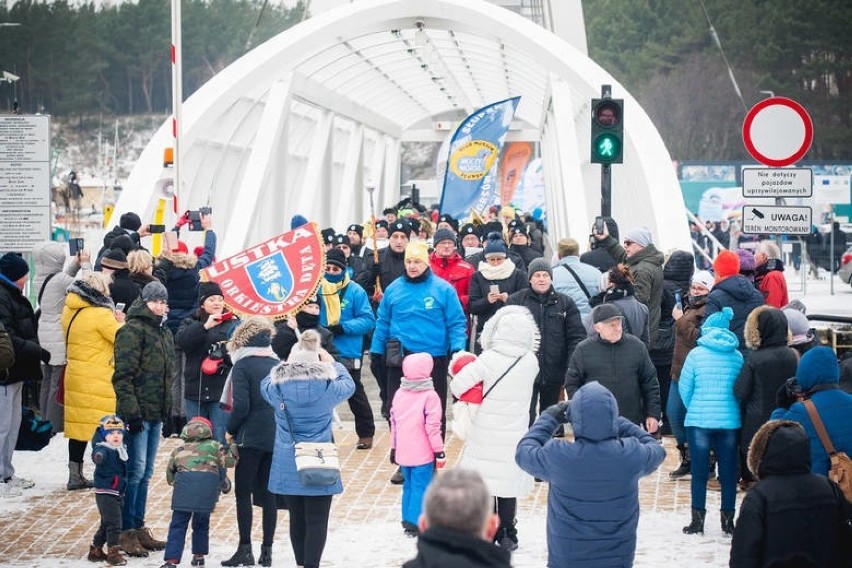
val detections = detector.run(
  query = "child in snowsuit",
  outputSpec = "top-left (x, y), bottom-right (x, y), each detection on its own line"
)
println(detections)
top-left (89, 415), bottom-right (129, 566)
top-left (160, 416), bottom-right (237, 568)
top-left (390, 353), bottom-right (445, 537)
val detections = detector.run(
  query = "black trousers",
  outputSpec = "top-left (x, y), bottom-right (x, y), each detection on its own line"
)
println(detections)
top-left (528, 382), bottom-right (562, 427)
top-left (69, 438), bottom-right (87, 462)
top-left (233, 447), bottom-right (277, 546)
top-left (94, 493), bottom-right (123, 547)
top-left (369, 354), bottom-right (389, 419)
top-left (283, 495), bottom-right (333, 568)
top-left (494, 496), bottom-right (517, 529)
top-left (387, 356), bottom-right (449, 439)
top-left (342, 361), bottom-right (375, 439)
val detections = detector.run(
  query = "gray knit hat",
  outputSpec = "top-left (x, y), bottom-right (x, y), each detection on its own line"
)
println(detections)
top-left (141, 281), bottom-right (168, 302)
top-left (527, 258), bottom-right (552, 279)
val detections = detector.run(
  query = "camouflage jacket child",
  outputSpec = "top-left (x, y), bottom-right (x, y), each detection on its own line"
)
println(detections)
top-left (166, 417), bottom-right (237, 513)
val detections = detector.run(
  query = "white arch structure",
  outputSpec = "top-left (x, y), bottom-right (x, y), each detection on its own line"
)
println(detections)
top-left (117, 0), bottom-right (690, 256)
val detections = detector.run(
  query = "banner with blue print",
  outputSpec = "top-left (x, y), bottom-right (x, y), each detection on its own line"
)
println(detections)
top-left (439, 97), bottom-right (520, 221)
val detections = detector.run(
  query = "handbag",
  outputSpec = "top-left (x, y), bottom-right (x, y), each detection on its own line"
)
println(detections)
top-left (385, 338), bottom-right (404, 368)
top-left (16, 406), bottom-right (53, 451)
top-left (201, 341), bottom-right (230, 376)
top-left (451, 355), bottom-right (523, 440)
top-left (280, 402), bottom-right (340, 486)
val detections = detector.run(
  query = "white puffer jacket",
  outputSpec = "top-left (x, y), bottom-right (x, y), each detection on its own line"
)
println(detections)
top-left (450, 305), bottom-right (539, 498)
top-left (33, 241), bottom-right (90, 363)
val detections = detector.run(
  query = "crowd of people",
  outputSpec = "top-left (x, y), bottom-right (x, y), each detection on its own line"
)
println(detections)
top-left (0, 202), bottom-right (850, 567)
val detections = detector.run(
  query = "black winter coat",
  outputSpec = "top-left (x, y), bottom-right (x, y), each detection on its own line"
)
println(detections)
top-left (0, 276), bottom-right (42, 384)
top-left (95, 225), bottom-right (141, 270)
top-left (580, 247), bottom-right (616, 273)
top-left (734, 308), bottom-right (799, 448)
top-left (565, 334), bottom-right (661, 424)
top-left (226, 355), bottom-right (279, 452)
top-left (109, 270), bottom-right (141, 314)
top-left (468, 268), bottom-right (529, 334)
top-left (402, 527), bottom-right (512, 568)
top-left (650, 251), bottom-right (694, 364)
top-left (507, 287), bottom-right (585, 386)
top-left (271, 323), bottom-right (339, 361)
top-left (730, 422), bottom-right (851, 568)
top-left (508, 243), bottom-right (542, 269)
top-left (175, 314), bottom-right (236, 402)
top-left (705, 275), bottom-right (765, 353)
top-left (355, 246), bottom-right (406, 301)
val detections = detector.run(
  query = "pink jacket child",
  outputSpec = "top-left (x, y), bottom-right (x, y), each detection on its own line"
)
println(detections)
top-left (390, 352), bottom-right (445, 536)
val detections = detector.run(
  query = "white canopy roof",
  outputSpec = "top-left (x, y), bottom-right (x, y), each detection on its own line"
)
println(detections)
top-left (116, 0), bottom-right (689, 256)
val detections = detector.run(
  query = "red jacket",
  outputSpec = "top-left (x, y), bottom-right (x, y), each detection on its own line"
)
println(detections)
top-left (430, 252), bottom-right (475, 314)
top-left (757, 269), bottom-right (788, 308)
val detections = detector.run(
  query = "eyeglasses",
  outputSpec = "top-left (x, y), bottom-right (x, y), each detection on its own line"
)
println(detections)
top-left (623, 240), bottom-right (635, 247)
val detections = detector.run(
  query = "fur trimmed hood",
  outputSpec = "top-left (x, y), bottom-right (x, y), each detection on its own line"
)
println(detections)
top-left (747, 419), bottom-right (811, 479)
top-left (66, 280), bottom-right (114, 309)
top-left (227, 316), bottom-right (274, 353)
top-left (268, 360), bottom-right (336, 382)
top-left (480, 305), bottom-right (540, 355)
top-left (745, 305), bottom-right (791, 350)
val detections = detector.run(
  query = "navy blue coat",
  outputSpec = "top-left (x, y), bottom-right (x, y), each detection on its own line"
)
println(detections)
top-left (515, 382), bottom-right (665, 568)
top-left (226, 354), bottom-right (279, 453)
top-left (90, 427), bottom-right (128, 497)
top-left (705, 275), bottom-right (764, 352)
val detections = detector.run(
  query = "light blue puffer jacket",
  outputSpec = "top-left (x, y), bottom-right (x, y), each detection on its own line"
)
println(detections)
top-left (679, 326), bottom-right (744, 429)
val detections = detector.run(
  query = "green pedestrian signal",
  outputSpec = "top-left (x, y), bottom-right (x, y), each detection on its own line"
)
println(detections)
top-left (591, 98), bottom-right (624, 164)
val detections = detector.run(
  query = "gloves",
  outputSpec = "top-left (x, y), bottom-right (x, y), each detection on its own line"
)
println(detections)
top-left (39, 348), bottom-right (51, 364)
top-left (327, 324), bottom-right (345, 336)
top-left (127, 417), bottom-right (144, 435)
top-left (220, 475), bottom-right (232, 495)
top-left (543, 401), bottom-right (570, 424)
top-left (434, 452), bottom-right (446, 470)
top-left (372, 263), bottom-right (382, 277)
top-left (389, 449), bottom-right (396, 465)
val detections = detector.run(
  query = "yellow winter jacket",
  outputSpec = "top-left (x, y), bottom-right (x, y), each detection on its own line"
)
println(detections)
top-left (61, 291), bottom-right (122, 441)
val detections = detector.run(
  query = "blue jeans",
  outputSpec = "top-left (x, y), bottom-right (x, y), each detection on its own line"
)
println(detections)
top-left (163, 510), bottom-right (210, 562)
top-left (687, 427), bottom-right (739, 512)
top-left (401, 464), bottom-right (434, 526)
top-left (123, 421), bottom-right (162, 530)
top-left (184, 399), bottom-right (229, 443)
top-left (667, 384), bottom-right (687, 445)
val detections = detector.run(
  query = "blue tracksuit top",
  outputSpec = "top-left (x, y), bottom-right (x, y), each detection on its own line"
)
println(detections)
top-left (318, 279), bottom-right (375, 360)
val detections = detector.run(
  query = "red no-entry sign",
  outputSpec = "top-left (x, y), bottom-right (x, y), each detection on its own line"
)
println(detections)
top-left (742, 97), bottom-right (813, 167)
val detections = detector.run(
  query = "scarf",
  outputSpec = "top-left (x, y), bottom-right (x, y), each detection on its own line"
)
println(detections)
top-left (96, 440), bottom-right (128, 462)
top-left (319, 273), bottom-right (350, 325)
top-left (219, 346), bottom-right (278, 410)
top-left (401, 378), bottom-right (434, 392)
top-left (405, 268), bottom-right (432, 284)
top-left (477, 258), bottom-right (515, 281)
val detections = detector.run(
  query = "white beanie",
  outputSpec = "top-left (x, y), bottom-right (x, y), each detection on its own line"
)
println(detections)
top-left (287, 329), bottom-right (322, 363)
top-left (624, 226), bottom-right (653, 248)
top-left (692, 270), bottom-right (715, 291)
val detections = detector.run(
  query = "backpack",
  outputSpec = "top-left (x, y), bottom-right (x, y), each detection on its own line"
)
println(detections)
top-left (803, 399), bottom-right (852, 501)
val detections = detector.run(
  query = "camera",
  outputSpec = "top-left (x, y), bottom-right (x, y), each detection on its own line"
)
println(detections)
top-left (594, 216), bottom-right (606, 235)
top-left (188, 207), bottom-right (212, 231)
top-left (68, 238), bottom-right (84, 257)
top-left (149, 224), bottom-right (166, 234)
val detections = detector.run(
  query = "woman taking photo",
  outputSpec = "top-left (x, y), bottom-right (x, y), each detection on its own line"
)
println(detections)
top-left (262, 330), bottom-right (354, 568)
top-left (468, 239), bottom-right (528, 350)
top-left (175, 282), bottom-right (237, 442)
top-left (222, 317), bottom-right (280, 567)
top-left (585, 264), bottom-right (649, 346)
top-left (62, 272), bottom-right (124, 490)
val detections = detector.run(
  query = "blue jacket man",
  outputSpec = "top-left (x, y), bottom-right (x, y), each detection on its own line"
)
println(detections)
top-left (771, 346), bottom-right (852, 476)
top-left (371, 241), bottom-right (467, 439)
top-left (318, 248), bottom-right (377, 448)
top-left (515, 381), bottom-right (665, 568)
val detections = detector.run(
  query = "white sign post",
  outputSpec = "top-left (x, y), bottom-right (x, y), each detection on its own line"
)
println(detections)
top-left (741, 205), bottom-right (812, 235)
top-left (0, 115), bottom-right (51, 252)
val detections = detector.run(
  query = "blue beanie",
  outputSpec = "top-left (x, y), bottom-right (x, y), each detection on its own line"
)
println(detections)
top-left (702, 307), bottom-right (733, 330)
top-left (795, 346), bottom-right (839, 392)
top-left (291, 214), bottom-right (309, 229)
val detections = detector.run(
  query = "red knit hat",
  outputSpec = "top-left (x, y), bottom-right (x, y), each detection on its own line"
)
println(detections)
top-left (713, 250), bottom-right (741, 282)
top-left (175, 240), bottom-right (189, 254)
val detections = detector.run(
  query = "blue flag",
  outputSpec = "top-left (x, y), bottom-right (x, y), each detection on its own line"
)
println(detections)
top-left (439, 97), bottom-right (520, 221)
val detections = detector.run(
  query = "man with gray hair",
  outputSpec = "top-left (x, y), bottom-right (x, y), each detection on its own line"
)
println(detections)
top-left (403, 468), bottom-right (510, 567)
top-left (552, 237), bottom-right (601, 318)
top-left (754, 240), bottom-right (788, 308)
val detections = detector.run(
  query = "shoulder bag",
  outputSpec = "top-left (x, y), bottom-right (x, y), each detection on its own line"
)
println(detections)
top-left (803, 399), bottom-right (852, 501)
top-left (280, 402), bottom-right (340, 486)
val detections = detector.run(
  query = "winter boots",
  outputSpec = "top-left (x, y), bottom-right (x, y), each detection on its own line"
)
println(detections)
top-left (67, 461), bottom-right (93, 490)
top-left (390, 467), bottom-right (404, 485)
top-left (682, 508), bottom-right (706, 535)
top-left (721, 510), bottom-right (735, 536)
top-left (669, 444), bottom-right (691, 480)
top-left (357, 437), bottom-right (373, 450)
top-left (402, 521), bottom-right (419, 538)
top-left (221, 544), bottom-right (255, 566)
top-left (88, 545), bottom-right (108, 562)
top-left (119, 530), bottom-right (148, 558)
top-left (191, 555), bottom-right (206, 566)
top-left (494, 521), bottom-right (519, 551)
top-left (106, 545), bottom-right (127, 566)
top-left (136, 527), bottom-right (166, 550)
top-left (258, 545), bottom-right (272, 567)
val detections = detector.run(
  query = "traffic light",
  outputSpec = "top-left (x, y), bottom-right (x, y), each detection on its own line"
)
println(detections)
top-left (591, 97), bottom-right (624, 164)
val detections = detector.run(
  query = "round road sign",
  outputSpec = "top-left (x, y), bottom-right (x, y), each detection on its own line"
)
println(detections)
top-left (742, 97), bottom-right (813, 167)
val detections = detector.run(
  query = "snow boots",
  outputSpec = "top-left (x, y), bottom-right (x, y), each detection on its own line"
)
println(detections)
top-left (494, 520), bottom-right (519, 551)
top-left (221, 544), bottom-right (255, 566)
top-left (106, 545), bottom-right (127, 566)
top-left (136, 527), bottom-right (166, 551)
top-left (258, 545), bottom-right (272, 567)
top-left (721, 510), bottom-right (735, 536)
top-left (67, 461), bottom-right (93, 490)
top-left (119, 530), bottom-right (148, 558)
top-left (682, 508), bottom-right (706, 535)
top-left (669, 444), bottom-right (691, 480)
top-left (88, 545), bottom-right (108, 562)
